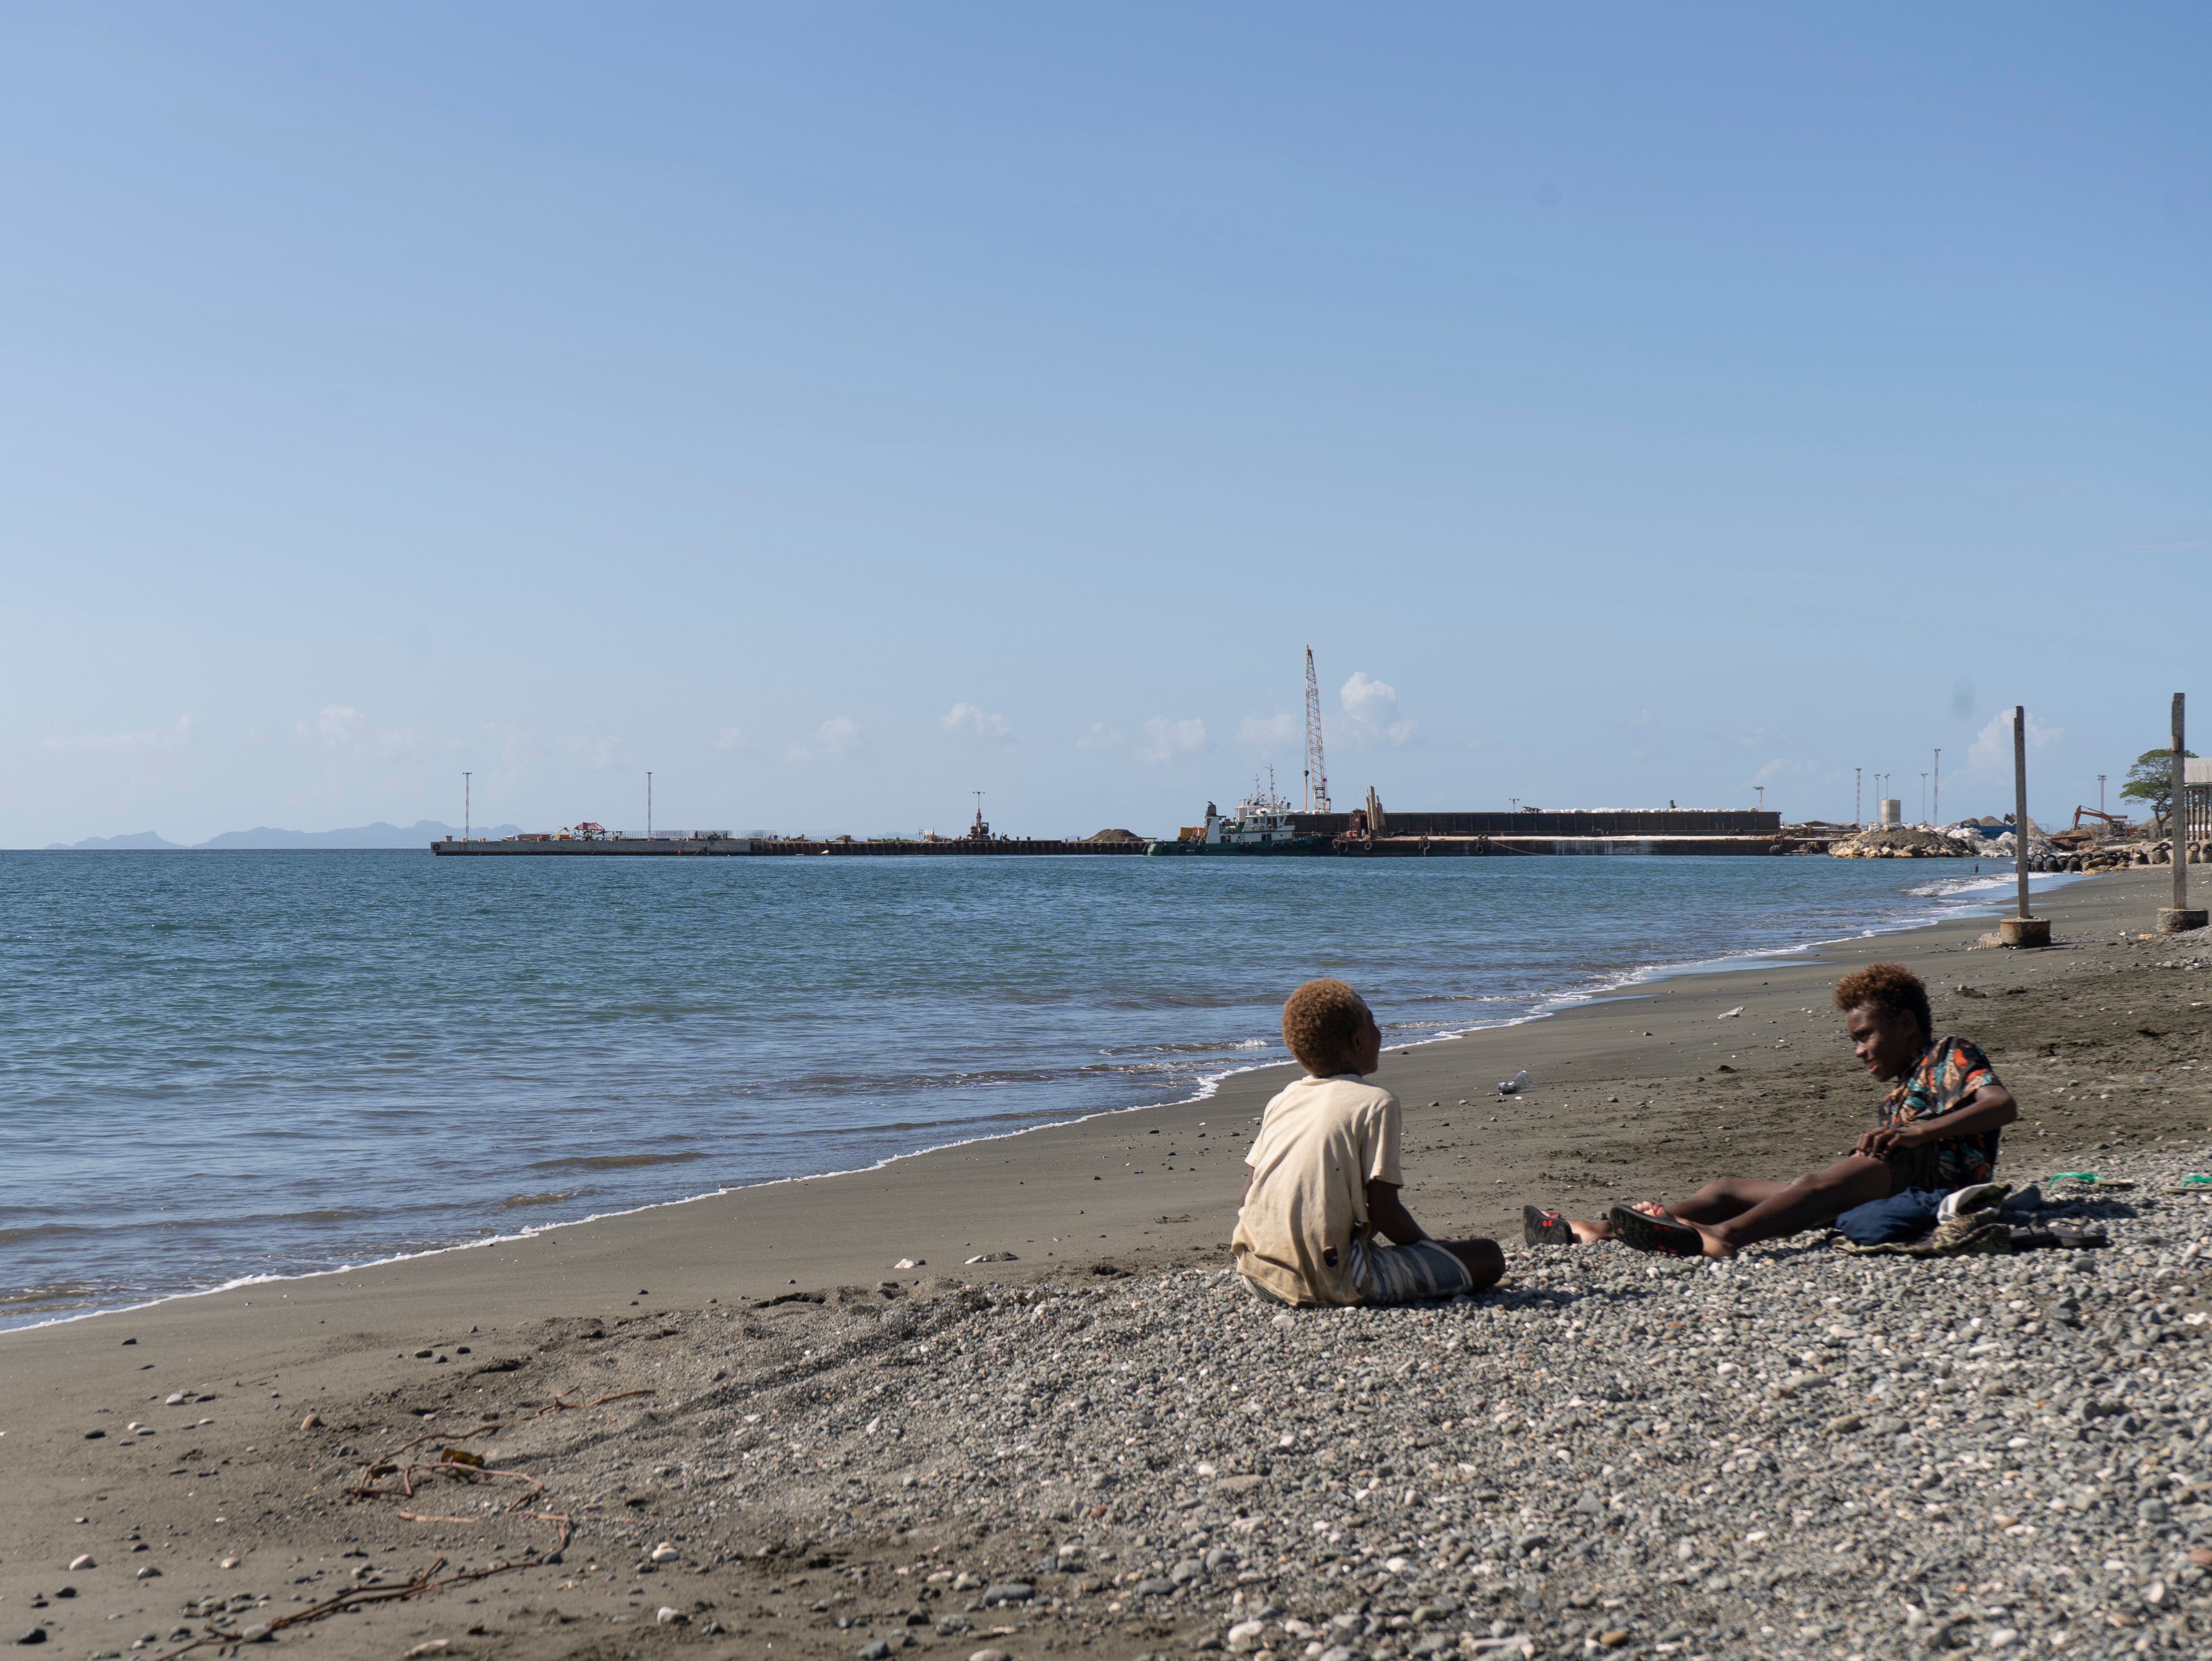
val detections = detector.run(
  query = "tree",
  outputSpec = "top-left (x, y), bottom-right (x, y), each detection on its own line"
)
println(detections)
top-left (2118, 746), bottom-right (2199, 821)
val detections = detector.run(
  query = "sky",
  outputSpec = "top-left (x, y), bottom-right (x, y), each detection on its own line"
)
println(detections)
top-left (4, 4), bottom-right (2207, 844)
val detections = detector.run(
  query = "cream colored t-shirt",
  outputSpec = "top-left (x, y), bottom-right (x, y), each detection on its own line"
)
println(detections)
top-left (1231, 1072), bottom-right (1403, 1307)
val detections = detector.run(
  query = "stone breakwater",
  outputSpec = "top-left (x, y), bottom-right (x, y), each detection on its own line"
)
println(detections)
top-left (1827, 824), bottom-right (2212, 874)
top-left (230, 1152), bottom-right (2200, 1661)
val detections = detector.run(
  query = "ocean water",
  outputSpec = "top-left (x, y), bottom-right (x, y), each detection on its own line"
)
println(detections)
top-left (0, 850), bottom-right (2062, 1328)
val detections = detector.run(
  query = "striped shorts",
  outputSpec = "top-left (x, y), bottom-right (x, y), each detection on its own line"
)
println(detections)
top-left (1348, 1236), bottom-right (1474, 1305)
top-left (1242, 1238), bottom-right (1473, 1307)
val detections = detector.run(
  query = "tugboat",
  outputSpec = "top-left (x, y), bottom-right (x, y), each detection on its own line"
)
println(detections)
top-left (1148, 771), bottom-right (1319, 855)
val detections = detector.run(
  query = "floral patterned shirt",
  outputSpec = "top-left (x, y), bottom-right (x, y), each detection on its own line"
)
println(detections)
top-left (1880, 1035), bottom-right (2003, 1189)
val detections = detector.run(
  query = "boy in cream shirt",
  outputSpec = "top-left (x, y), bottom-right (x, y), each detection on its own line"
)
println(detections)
top-left (1232, 978), bottom-right (1505, 1307)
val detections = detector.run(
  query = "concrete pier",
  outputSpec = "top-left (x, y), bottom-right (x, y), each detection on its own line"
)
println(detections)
top-left (431, 836), bottom-right (1147, 858)
top-left (431, 811), bottom-right (1782, 858)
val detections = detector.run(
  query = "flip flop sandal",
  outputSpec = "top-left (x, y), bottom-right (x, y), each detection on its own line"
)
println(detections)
top-left (1607, 1203), bottom-right (1704, 1257)
top-left (1523, 1206), bottom-right (1575, 1247)
top-left (2010, 1227), bottom-right (2111, 1252)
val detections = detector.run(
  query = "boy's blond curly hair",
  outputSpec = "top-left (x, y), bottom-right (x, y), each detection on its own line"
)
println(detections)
top-left (1282, 978), bottom-right (1372, 1073)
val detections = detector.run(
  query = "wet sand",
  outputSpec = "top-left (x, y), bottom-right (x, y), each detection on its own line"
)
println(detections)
top-left (3, 865), bottom-right (2208, 1657)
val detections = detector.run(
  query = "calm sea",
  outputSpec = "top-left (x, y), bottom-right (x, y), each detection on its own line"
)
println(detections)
top-left (0, 850), bottom-right (2058, 1328)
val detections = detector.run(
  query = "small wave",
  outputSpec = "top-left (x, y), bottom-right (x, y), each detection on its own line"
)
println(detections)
top-left (526, 1151), bottom-right (707, 1172)
top-left (1094, 1038), bottom-right (1273, 1057)
top-left (0, 1223), bottom-right (96, 1245)
top-left (498, 1190), bottom-right (580, 1209)
top-left (1905, 870), bottom-right (2071, 899)
top-left (0, 1282), bottom-right (100, 1308)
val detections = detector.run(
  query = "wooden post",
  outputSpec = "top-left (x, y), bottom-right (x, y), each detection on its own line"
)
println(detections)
top-left (2161, 692), bottom-right (2207, 932)
top-left (2175, 693), bottom-right (2187, 914)
top-left (1999, 704), bottom-right (2050, 947)
top-left (2013, 705), bottom-right (2030, 920)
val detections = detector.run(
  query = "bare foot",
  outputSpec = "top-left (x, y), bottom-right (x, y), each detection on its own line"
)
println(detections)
top-left (1691, 1221), bottom-right (1739, 1260)
top-left (1568, 1217), bottom-right (1611, 1244)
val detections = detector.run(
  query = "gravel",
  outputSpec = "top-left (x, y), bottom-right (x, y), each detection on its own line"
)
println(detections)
top-left (470, 1147), bottom-right (2212, 1660)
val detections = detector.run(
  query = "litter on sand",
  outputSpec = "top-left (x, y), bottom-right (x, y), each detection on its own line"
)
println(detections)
top-left (1718, 1006), bottom-right (1743, 1019)
top-left (1496, 1069), bottom-right (1531, 1097)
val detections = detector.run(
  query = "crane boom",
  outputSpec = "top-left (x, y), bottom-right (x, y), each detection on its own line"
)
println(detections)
top-left (1303, 647), bottom-right (1331, 813)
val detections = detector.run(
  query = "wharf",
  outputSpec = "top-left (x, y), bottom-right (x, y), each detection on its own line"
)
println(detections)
top-left (430, 837), bottom-right (1146, 857)
top-left (1288, 810), bottom-right (1779, 838)
top-left (1337, 834), bottom-right (1785, 857)
top-left (431, 813), bottom-right (1791, 859)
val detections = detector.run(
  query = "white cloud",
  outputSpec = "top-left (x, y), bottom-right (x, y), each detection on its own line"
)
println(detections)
top-left (787, 716), bottom-right (864, 763)
top-left (1966, 709), bottom-right (2062, 780)
top-left (1137, 717), bottom-right (1206, 764)
top-left (557, 733), bottom-right (623, 769)
top-left (294, 705), bottom-right (456, 762)
top-left (1338, 672), bottom-right (1415, 748)
top-left (712, 727), bottom-right (746, 751)
top-left (1237, 712), bottom-right (1298, 748)
top-left (482, 723), bottom-right (538, 793)
top-left (1076, 722), bottom-right (1121, 751)
top-left (941, 703), bottom-right (1012, 742)
top-left (40, 713), bottom-right (197, 752)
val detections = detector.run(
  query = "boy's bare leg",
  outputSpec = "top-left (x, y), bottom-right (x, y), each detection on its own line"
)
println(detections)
top-left (1564, 1177), bottom-right (1793, 1244)
top-left (1441, 1238), bottom-right (1506, 1290)
top-left (1687, 1154), bottom-right (1892, 1257)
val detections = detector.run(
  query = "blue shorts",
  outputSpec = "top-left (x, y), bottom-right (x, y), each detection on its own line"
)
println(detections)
top-left (1834, 1187), bottom-right (1948, 1247)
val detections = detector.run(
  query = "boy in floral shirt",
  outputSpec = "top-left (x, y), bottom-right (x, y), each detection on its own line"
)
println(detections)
top-left (1526, 963), bottom-right (2017, 1259)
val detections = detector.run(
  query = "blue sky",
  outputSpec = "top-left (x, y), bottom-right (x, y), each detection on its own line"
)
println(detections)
top-left (4, 4), bottom-right (2206, 842)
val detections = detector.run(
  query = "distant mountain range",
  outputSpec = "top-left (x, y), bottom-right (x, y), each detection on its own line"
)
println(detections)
top-left (46, 821), bottom-right (523, 850)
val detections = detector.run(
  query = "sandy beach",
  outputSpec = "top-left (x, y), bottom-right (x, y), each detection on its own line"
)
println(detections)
top-left (4, 866), bottom-right (2210, 1660)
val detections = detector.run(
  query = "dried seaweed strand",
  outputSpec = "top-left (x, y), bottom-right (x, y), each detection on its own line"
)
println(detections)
top-left (145, 1553), bottom-right (541, 1661)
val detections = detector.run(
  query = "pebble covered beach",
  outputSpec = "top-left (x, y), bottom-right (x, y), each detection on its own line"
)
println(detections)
top-left (414, 1146), bottom-right (2212, 1661)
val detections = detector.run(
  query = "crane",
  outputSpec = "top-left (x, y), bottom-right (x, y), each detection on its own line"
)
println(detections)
top-left (1303, 647), bottom-right (1332, 813)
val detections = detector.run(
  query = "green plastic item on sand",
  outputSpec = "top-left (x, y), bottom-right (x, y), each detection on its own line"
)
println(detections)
top-left (2175, 1174), bottom-right (2212, 1187)
top-left (2049, 1172), bottom-right (2101, 1183)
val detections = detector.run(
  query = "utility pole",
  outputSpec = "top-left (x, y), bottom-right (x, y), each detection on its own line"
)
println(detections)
top-left (2098, 774), bottom-right (2107, 816)
top-left (463, 773), bottom-right (470, 842)
top-left (2162, 693), bottom-right (2206, 933)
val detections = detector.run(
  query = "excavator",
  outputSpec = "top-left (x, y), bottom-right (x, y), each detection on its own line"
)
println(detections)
top-left (2072, 806), bottom-right (2125, 832)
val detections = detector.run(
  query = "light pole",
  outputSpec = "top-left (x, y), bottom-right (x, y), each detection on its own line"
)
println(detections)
top-left (464, 772), bottom-right (471, 842)
top-left (1933, 748), bottom-right (1940, 825)
top-left (2098, 774), bottom-right (2107, 816)
top-left (1755, 786), bottom-right (1764, 811)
